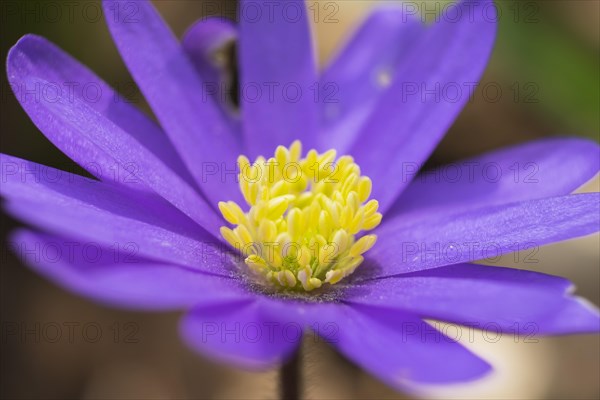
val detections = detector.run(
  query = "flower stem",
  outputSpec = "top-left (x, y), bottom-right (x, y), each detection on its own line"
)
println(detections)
top-left (279, 347), bottom-right (301, 400)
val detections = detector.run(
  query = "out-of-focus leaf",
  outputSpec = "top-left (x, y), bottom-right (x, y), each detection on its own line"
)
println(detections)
top-left (496, 1), bottom-right (599, 140)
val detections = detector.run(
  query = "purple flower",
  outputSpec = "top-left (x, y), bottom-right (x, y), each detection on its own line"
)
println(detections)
top-left (2, 0), bottom-right (599, 394)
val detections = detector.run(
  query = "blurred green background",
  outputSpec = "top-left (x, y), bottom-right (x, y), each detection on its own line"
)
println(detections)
top-left (1, 1), bottom-right (598, 399)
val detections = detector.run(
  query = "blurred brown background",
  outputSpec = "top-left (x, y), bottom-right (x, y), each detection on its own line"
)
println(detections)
top-left (1, 0), bottom-right (599, 399)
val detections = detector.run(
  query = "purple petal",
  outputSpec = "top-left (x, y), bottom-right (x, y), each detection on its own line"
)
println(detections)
top-left (312, 303), bottom-right (490, 387)
top-left (180, 296), bottom-right (304, 370)
top-left (7, 34), bottom-right (191, 189)
top-left (7, 35), bottom-right (223, 236)
top-left (11, 229), bottom-right (242, 310)
top-left (183, 17), bottom-right (237, 91)
top-left (319, 7), bottom-right (423, 152)
top-left (103, 0), bottom-right (242, 205)
top-left (0, 154), bottom-right (228, 275)
top-left (344, 264), bottom-right (600, 335)
top-left (238, 0), bottom-right (318, 156)
top-left (182, 17), bottom-right (239, 124)
top-left (349, 0), bottom-right (497, 211)
top-left (368, 193), bottom-right (600, 277)
top-left (388, 138), bottom-right (600, 219)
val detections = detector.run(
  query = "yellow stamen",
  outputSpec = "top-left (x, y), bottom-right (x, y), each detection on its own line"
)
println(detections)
top-left (218, 140), bottom-right (382, 292)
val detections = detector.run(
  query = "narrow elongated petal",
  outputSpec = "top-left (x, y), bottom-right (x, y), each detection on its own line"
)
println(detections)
top-left (319, 7), bottom-right (423, 152)
top-left (344, 264), bottom-right (600, 335)
top-left (103, 0), bottom-right (242, 204)
top-left (349, 0), bottom-right (497, 211)
top-left (7, 35), bottom-right (223, 236)
top-left (7, 34), bottom-right (192, 190)
top-left (181, 297), bottom-right (304, 370)
top-left (388, 138), bottom-right (600, 218)
top-left (11, 230), bottom-right (242, 310)
top-left (238, 0), bottom-right (318, 156)
top-left (367, 193), bottom-right (600, 277)
top-left (182, 17), bottom-right (239, 122)
top-left (0, 155), bottom-right (228, 275)
top-left (312, 303), bottom-right (491, 388)
top-left (183, 17), bottom-right (237, 88)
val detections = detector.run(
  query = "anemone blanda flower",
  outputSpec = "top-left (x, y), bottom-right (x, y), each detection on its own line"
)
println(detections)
top-left (2, 0), bottom-right (600, 394)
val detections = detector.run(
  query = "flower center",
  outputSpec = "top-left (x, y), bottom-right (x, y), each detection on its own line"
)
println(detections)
top-left (218, 141), bottom-right (382, 292)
